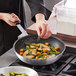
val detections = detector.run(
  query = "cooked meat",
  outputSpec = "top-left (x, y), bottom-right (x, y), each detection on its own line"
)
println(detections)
top-left (39, 56), bottom-right (47, 59)
top-left (37, 43), bottom-right (50, 51)
top-left (23, 54), bottom-right (34, 59)
top-left (30, 45), bottom-right (35, 48)
top-left (47, 54), bottom-right (56, 58)
top-left (30, 49), bottom-right (37, 55)
top-left (23, 49), bottom-right (36, 59)
top-left (23, 50), bottom-right (29, 55)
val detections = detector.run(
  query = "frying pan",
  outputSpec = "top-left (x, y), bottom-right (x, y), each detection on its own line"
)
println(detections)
top-left (0, 66), bottom-right (39, 76)
top-left (13, 22), bottom-right (66, 65)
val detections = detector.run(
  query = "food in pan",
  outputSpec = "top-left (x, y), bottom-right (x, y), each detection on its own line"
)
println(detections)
top-left (1, 72), bottom-right (28, 76)
top-left (19, 43), bottom-right (60, 59)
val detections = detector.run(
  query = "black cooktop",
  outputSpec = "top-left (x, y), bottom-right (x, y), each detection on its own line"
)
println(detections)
top-left (10, 46), bottom-right (76, 76)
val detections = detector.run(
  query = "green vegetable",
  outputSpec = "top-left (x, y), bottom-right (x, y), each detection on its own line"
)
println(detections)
top-left (47, 51), bottom-right (60, 55)
top-left (49, 46), bottom-right (58, 52)
top-left (36, 54), bottom-right (43, 58)
top-left (10, 72), bottom-right (14, 76)
top-left (37, 36), bottom-right (40, 41)
top-left (14, 73), bottom-right (28, 76)
top-left (24, 47), bottom-right (37, 50)
top-left (26, 53), bottom-right (34, 56)
top-left (1, 73), bottom-right (28, 76)
top-left (25, 43), bottom-right (39, 47)
top-left (25, 43), bottom-right (32, 45)
top-left (1, 74), bottom-right (6, 76)
top-left (1, 74), bottom-right (9, 76)
top-left (23, 73), bottom-right (28, 76)
top-left (14, 73), bottom-right (22, 75)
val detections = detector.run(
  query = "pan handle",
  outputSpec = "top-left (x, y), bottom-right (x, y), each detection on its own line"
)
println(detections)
top-left (15, 22), bottom-right (28, 39)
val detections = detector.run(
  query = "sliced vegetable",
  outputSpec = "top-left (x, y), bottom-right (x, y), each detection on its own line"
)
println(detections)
top-left (20, 49), bottom-right (24, 52)
top-left (36, 52), bottom-right (41, 55)
top-left (43, 53), bottom-right (47, 55)
top-left (20, 52), bottom-right (23, 55)
top-left (25, 43), bottom-right (39, 47)
top-left (50, 46), bottom-right (58, 52)
top-left (47, 51), bottom-right (60, 55)
top-left (24, 47), bottom-right (37, 50)
top-left (37, 36), bottom-right (40, 41)
top-left (43, 49), bottom-right (48, 53)
top-left (45, 43), bottom-right (49, 46)
top-left (26, 46), bottom-right (30, 49)
top-left (1, 72), bottom-right (28, 76)
top-left (54, 47), bottom-right (59, 51)
top-left (36, 57), bottom-right (38, 59)
top-left (22, 73), bottom-right (28, 76)
top-left (10, 72), bottom-right (14, 76)
top-left (1, 74), bottom-right (9, 76)
top-left (14, 73), bottom-right (22, 75)
top-left (25, 43), bottom-right (32, 45)
top-left (37, 54), bottom-right (43, 58)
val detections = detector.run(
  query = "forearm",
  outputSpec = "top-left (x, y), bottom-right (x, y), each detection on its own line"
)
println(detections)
top-left (0, 13), bottom-right (4, 20)
top-left (35, 13), bottom-right (52, 39)
top-left (35, 13), bottom-right (45, 23)
top-left (26, 0), bottom-right (51, 22)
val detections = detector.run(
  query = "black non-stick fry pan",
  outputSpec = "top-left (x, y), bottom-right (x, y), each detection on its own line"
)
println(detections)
top-left (13, 22), bottom-right (66, 65)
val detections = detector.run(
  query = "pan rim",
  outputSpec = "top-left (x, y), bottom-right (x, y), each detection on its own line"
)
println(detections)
top-left (0, 66), bottom-right (39, 76)
top-left (13, 35), bottom-right (66, 61)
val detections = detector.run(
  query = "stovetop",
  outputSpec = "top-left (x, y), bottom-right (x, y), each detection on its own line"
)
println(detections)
top-left (10, 46), bottom-right (76, 76)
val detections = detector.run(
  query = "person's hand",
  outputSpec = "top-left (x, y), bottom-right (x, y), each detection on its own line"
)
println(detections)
top-left (0, 13), bottom-right (20, 26)
top-left (36, 20), bottom-right (52, 39)
top-left (35, 13), bottom-right (52, 39)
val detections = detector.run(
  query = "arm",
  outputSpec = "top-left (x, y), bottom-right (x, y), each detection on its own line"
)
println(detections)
top-left (26, 0), bottom-right (52, 38)
top-left (26, 0), bottom-right (51, 22)
top-left (35, 13), bottom-right (52, 39)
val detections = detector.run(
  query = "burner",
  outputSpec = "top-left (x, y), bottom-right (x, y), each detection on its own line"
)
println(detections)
top-left (59, 57), bottom-right (76, 76)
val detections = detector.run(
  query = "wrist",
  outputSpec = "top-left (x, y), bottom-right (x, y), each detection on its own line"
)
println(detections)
top-left (0, 13), bottom-right (5, 20)
top-left (35, 13), bottom-right (45, 23)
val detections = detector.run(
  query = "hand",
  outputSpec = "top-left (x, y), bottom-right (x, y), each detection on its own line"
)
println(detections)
top-left (36, 20), bottom-right (52, 39)
top-left (0, 13), bottom-right (20, 26)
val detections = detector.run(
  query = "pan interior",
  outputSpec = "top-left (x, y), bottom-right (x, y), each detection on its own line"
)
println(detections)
top-left (0, 66), bottom-right (38, 76)
top-left (15, 35), bottom-right (65, 54)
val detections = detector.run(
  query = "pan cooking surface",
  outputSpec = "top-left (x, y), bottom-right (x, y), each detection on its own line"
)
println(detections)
top-left (15, 35), bottom-right (65, 54)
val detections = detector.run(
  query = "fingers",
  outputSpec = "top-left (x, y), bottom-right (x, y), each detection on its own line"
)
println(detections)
top-left (43, 29), bottom-right (52, 39)
top-left (37, 26), bottom-right (41, 37)
top-left (10, 13), bottom-right (21, 23)
top-left (37, 23), bottom-right (52, 39)
top-left (40, 23), bottom-right (47, 38)
top-left (42, 25), bottom-right (52, 39)
top-left (7, 13), bottom-right (21, 26)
